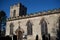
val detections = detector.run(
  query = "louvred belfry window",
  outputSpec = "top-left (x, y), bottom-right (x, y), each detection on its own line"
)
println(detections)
top-left (13, 10), bottom-right (16, 17)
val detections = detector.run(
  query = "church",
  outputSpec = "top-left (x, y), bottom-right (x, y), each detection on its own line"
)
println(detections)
top-left (6, 3), bottom-right (60, 40)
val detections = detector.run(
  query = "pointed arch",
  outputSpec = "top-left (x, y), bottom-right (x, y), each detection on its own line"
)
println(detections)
top-left (15, 26), bottom-right (24, 40)
top-left (58, 17), bottom-right (60, 29)
top-left (57, 16), bottom-right (60, 40)
top-left (40, 18), bottom-right (48, 35)
top-left (26, 20), bottom-right (33, 35)
top-left (10, 23), bottom-right (14, 35)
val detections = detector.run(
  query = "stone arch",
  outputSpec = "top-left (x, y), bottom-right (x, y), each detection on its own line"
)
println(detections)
top-left (56, 16), bottom-right (60, 40)
top-left (15, 26), bottom-right (24, 40)
top-left (58, 16), bottom-right (60, 29)
top-left (40, 18), bottom-right (49, 24)
top-left (40, 18), bottom-right (49, 40)
top-left (40, 18), bottom-right (48, 35)
top-left (18, 31), bottom-right (23, 40)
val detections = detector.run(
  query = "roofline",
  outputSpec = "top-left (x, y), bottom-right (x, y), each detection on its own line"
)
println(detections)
top-left (7, 8), bottom-right (60, 21)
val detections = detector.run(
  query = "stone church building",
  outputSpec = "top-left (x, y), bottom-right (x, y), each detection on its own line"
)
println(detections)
top-left (6, 3), bottom-right (60, 40)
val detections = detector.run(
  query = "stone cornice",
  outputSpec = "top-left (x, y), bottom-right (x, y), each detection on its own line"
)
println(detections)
top-left (7, 8), bottom-right (60, 21)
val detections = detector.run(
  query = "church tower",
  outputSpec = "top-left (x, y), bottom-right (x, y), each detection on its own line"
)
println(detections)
top-left (10, 3), bottom-right (27, 17)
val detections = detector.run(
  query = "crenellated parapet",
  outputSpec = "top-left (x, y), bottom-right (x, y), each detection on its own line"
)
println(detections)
top-left (7, 8), bottom-right (60, 21)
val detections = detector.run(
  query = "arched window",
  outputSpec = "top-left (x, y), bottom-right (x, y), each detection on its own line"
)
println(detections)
top-left (40, 18), bottom-right (48, 35)
top-left (57, 17), bottom-right (60, 40)
top-left (13, 10), bottom-right (16, 17)
top-left (58, 17), bottom-right (60, 30)
top-left (26, 20), bottom-right (32, 35)
top-left (10, 23), bottom-right (14, 35)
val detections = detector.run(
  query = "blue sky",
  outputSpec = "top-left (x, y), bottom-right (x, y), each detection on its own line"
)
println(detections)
top-left (0, 0), bottom-right (60, 17)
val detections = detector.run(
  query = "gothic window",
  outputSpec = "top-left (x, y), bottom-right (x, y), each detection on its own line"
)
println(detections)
top-left (57, 17), bottom-right (60, 40)
top-left (26, 20), bottom-right (32, 35)
top-left (58, 17), bottom-right (60, 29)
top-left (13, 10), bottom-right (16, 17)
top-left (40, 18), bottom-right (48, 35)
top-left (10, 23), bottom-right (14, 35)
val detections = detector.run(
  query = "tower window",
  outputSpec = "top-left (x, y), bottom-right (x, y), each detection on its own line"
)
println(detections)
top-left (13, 10), bottom-right (16, 17)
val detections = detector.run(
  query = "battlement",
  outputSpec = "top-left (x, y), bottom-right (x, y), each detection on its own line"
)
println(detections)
top-left (10, 3), bottom-right (27, 9)
top-left (7, 8), bottom-right (60, 21)
top-left (10, 3), bottom-right (27, 17)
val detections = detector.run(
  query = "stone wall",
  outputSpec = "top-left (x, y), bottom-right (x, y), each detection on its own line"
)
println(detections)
top-left (6, 12), bottom-right (60, 40)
